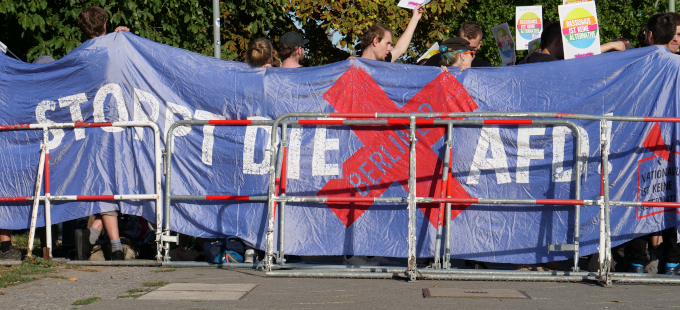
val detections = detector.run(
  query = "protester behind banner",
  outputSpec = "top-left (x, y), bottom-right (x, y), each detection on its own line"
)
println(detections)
top-left (492, 23), bottom-right (516, 66)
top-left (246, 38), bottom-right (275, 68)
top-left (667, 12), bottom-right (680, 53)
top-left (279, 32), bottom-right (309, 68)
top-left (360, 5), bottom-right (423, 63)
top-left (421, 37), bottom-right (475, 72)
top-left (626, 12), bottom-right (680, 275)
top-left (458, 21), bottom-right (492, 67)
top-left (518, 21), bottom-right (564, 64)
top-left (74, 6), bottom-right (129, 261)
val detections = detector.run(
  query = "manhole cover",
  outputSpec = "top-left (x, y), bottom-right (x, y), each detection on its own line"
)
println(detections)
top-left (423, 288), bottom-right (530, 299)
top-left (138, 283), bottom-right (258, 300)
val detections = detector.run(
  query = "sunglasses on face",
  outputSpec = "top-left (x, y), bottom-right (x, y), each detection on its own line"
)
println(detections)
top-left (457, 50), bottom-right (475, 58)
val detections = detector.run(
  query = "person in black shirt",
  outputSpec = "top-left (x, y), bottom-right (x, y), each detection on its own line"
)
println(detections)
top-left (359, 5), bottom-right (423, 63)
top-left (457, 21), bottom-right (492, 67)
top-left (518, 21), bottom-right (563, 64)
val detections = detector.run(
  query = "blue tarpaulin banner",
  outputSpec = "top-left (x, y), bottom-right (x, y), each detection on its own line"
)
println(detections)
top-left (1, 32), bottom-right (679, 263)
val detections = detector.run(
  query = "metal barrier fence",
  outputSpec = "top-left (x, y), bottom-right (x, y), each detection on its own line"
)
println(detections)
top-left (38, 112), bottom-right (680, 286)
top-left (262, 112), bottom-right (680, 286)
top-left (0, 122), bottom-right (163, 260)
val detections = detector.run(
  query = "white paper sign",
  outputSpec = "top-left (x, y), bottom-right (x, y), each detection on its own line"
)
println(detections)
top-left (0, 41), bottom-right (7, 54)
top-left (563, 0), bottom-right (592, 4)
top-left (416, 42), bottom-right (439, 63)
top-left (397, 0), bottom-right (432, 9)
top-left (559, 1), bottom-right (601, 59)
top-left (492, 23), bottom-right (516, 67)
top-left (515, 6), bottom-right (543, 50)
top-left (528, 38), bottom-right (541, 54)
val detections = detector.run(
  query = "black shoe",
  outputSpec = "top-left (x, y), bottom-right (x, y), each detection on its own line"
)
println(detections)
top-left (0, 246), bottom-right (21, 261)
top-left (111, 250), bottom-right (125, 260)
top-left (75, 229), bottom-right (93, 260)
top-left (630, 263), bottom-right (645, 273)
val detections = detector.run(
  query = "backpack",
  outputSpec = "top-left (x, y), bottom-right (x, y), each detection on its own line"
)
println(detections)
top-left (203, 236), bottom-right (245, 263)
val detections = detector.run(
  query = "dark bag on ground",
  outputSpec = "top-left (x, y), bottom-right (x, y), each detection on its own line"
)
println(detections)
top-left (203, 236), bottom-right (245, 263)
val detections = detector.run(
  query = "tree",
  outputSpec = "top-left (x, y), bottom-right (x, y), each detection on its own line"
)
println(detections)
top-left (0, 0), bottom-right (671, 66)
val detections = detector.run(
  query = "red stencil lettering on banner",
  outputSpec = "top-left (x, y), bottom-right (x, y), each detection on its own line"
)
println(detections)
top-left (319, 66), bottom-right (478, 227)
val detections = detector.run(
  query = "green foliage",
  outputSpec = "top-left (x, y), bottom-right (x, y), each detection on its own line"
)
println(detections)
top-left (445, 0), bottom-right (667, 66)
top-left (0, 0), bottom-right (671, 65)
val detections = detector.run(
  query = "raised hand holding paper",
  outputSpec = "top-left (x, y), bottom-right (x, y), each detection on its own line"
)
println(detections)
top-left (492, 23), bottom-right (516, 66)
top-left (559, 1), bottom-right (601, 59)
top-left (397, 0), bottom-right (431, 9)
top-left (515, 6), bottom-right (543, 50)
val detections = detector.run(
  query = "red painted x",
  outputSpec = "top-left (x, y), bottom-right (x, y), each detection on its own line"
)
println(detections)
top-left (319, 65), bottom-right (478, 228)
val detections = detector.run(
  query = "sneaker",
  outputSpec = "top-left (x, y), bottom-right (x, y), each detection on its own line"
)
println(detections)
top-left (343, 255), bottom-right (380, 266)
top-left (111, 250), bottom-right (125, 261)
top-left (369, 256), bottom-right (397, 266)
top-left (244, 249), bottom-right (256, 264)
top-left (74, 229), bottom-right (93, 260)
top-left (0, 246), bottom-right (21, 261)
top-left (630, 262), bottom-right (645, 273)
top-left (513, 264), bottom-right (547, 271)
top-left (666, 263), bottom-right (679, 275)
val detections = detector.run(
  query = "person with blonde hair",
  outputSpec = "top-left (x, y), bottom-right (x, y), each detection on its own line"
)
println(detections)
top-left (246, 37), bottom-right (274, 67)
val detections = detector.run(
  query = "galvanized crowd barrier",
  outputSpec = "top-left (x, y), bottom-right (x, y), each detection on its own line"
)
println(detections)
top-left (0, 122), bottom-right (163, 261)
top-left (161, 119), bottom-right (274, 268)
top-left (261, 112), bottom-right (680, 286)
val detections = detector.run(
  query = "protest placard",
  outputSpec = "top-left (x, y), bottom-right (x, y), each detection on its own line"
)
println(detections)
top-left (563, 0), bottom-right (592, 4)
top-left (416, 42), bottom-right (439, 63)
top-left (492, 23), bottom-right (516, 66)
top-left (515, 6), bottom-right (543, 50)
top-left (397, 0), bottom-right (431, 9)
top-left (559, 1), bottom-right (601, 59)
top-left (528, 38), bottom-right (541, 54)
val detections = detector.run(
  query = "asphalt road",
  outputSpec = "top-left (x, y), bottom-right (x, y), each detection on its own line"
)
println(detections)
top-left (1, 265), bottom-right (679, 310)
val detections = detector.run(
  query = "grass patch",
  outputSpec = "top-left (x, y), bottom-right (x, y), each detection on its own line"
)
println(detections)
top-left (142, 280), bottom-right (166, 287)
top-left (72, 297), bottom-right (101, 305)
top-left (126, 287), bottom-right (146, 293)
top-left (44, 275), bottom-right (69, 279)
top-left (118, 293), bottom-right (143, 298)
top-left (153, 268), bottom-right (176, 273)
top-left (0, 291), bottom-right (6, 295)
top-left (11, 232), bottom-right (41, 249)
top-left (0, 257), bottom-right (60, 289)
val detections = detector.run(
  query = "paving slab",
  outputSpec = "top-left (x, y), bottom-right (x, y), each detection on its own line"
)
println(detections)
top-left (1, 266), bottom-right (680, 310)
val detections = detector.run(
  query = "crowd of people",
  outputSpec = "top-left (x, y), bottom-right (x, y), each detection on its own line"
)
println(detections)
top-left (1, 5), bottom-right (680, 276)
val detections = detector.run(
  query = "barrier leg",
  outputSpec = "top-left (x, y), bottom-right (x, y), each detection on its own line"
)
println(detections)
top-left (266, 122), bottom-right (281, 271)
top-left (600, 120), bottom-right (612, 286)
top-left (43, 137), bottom-right (51, 260)
top-left (277, 124), bottom-right (288, 265)
top-left (443, 123), bottom-right (453, 269)
top-left (407, 116), bottom-right (418, 281)
top-left (433, 124), bottom-right (452, 269)
top-left (154, 123), bottom-right (163, 263)
top-left (26, 137), bottom-right (47, 258)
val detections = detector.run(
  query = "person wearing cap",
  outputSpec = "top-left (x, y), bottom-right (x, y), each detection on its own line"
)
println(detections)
top-left (280, 32), bottom-right (308, 68)
top-left (422, 37), bottom-right (475, 71)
